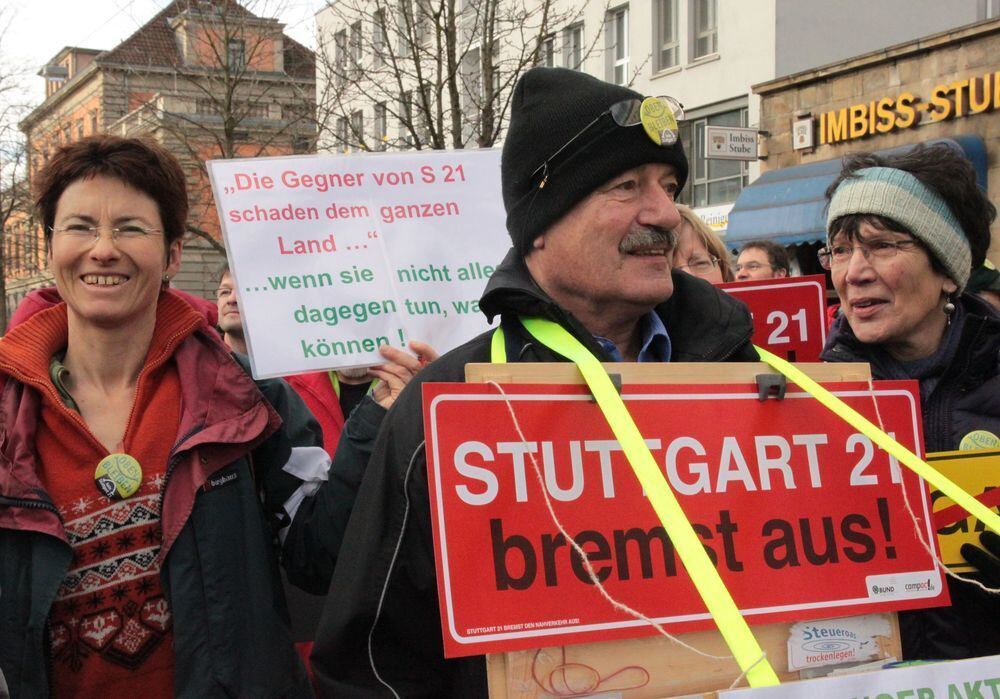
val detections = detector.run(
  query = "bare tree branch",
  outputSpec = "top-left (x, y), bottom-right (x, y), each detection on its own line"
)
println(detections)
top-left (186, 223), bottom-right (227, 254)
top-left (0, 5), bottom-right (35, 330)
top-left (108, 0), bottom-right (316, 245)
top-left (314, 0), bottom-right (592, 153)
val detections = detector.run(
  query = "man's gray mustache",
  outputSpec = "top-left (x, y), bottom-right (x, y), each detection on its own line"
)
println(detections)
top-left (619, 228), bottom-right (676, 253)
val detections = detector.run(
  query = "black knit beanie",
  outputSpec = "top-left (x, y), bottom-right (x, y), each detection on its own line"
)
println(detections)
top-left (502, 67), bottom-right (689, 256)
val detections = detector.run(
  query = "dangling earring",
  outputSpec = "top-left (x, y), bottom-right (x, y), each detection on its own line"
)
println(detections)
top-left (943, 296), bottom-right (956, 325)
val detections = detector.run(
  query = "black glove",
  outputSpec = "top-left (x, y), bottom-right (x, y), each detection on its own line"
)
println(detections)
top-left (960, 530), bottom-right (1000, 588)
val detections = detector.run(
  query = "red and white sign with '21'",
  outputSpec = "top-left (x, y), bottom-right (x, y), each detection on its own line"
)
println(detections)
top-left (720, 274), bottom-right (828, 362)
top-left (423, 380), bottom-right (946, 657)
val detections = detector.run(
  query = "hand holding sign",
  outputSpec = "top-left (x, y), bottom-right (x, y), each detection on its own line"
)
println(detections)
top-left (369, 340), bottom-right (439, 409)
top-left (961, 531), bottom-right (1000, 587)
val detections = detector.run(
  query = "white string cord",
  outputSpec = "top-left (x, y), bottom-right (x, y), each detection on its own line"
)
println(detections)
top-left (487, 380), bottom-right (767, 689)
top-left (865, 377), bottom-right (1000, 596)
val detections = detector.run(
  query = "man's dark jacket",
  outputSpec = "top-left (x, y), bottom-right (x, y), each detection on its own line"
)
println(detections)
top-left (822, 293), bottom-right (1000, 661)
top-left (309, 249), bottom-right (757, 697)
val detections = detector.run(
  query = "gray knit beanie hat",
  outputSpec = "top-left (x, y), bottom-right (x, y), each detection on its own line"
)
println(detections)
top-left (827, 166), bottom-right (972, 290)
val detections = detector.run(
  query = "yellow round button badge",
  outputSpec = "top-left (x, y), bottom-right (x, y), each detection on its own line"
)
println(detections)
top-left (959, 430), bottom-right (1000, 451)
top-left (94, 453), bottom-right (143, 500)
top-left (639, 97), bottom-right (679, 146)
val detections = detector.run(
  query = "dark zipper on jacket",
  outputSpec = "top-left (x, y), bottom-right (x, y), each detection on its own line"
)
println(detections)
top-left (45, 617), bottom-right (55, 691)
top-left (0, 493), bottom-right (61, 516)
top-left (707, 323), bottom-right (755, 362)
top-left (157, 423), bottom-right (204, 515)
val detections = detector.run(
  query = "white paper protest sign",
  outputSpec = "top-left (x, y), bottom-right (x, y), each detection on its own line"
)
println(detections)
top-left (207, 150), bottom-right (508, 378)
top-left (719, 654), bottom-right (1000, 698)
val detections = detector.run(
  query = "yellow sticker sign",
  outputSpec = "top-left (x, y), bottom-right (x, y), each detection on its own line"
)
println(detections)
top-left (639, 96), bottom-right (679, 146)
top-left (928, 449), bottom-right (1000, 573)
top-left (959, 430), bottom-right (1000, 451)
top-left (94, 453), bottom-right (144, 500)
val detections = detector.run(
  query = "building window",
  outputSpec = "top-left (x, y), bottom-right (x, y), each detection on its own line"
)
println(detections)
top-left (397, 0), bottom-right (429, 52)
top-left (89, 111), bottom-right (99, 134)
top-left (350, 20), bottom-right (363, 76)
top-left (197, 98), bottom-right (220, 115)
top-left (374, 102), bottom-right (388, 150)
top-left (373, 10), bottom-right (387, 67)
top-left (335, 29), bottom-right (348, 86)
top-left (539, 34), bottom-right (555, 67)
top-left (245, 103), bottom-right (269, 119)
top-left (415, 0), bottom-right (432, 45)
top-left (418, 84), bottom-right (433, 144)
top-left (227, 39), bottom-right (246, 69)
top-left (691, 0), bottom-right (717, 59)
top-left (563, 22), bottom-right (583, 70)
top-left (337, 115), bottom-right (349, 150)
top-left (400, 90), bottom-right (413, 145)
top-left (679, 107), bottom-right (749, 208)
top-left (654, 0), bottom-right (679, 70)
top-left (605, 6), bottom-right (628, 86)
top-left (397, 1), bottom-right (408, 53)
top-left (76, 119), bottom-right (84, 139)
top-left (351, 109), bottom-right (364, 150)
top-left (460, 47), bottom-right (480, 143)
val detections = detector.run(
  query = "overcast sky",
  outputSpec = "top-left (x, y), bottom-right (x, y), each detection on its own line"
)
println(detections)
top-left (4, 0), bottom-right (321, 104)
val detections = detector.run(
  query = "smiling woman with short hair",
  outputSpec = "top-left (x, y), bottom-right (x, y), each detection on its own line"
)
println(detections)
top-left (0, 135), bottom-right (316, 696)
top-left (820, 142), bottom-right (1000, 662)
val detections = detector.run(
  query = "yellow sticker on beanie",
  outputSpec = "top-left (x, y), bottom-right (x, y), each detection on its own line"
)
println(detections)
top-left (640, 96), bottom-right (678, 146)
top-left (959, 430), bottom-right (1000, 451)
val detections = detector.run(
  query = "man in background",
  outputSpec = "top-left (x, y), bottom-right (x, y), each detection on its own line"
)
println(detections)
top-left (214, 262), bottom-right (436, 667)
top-left (734, 239), bottom-right (791, 281)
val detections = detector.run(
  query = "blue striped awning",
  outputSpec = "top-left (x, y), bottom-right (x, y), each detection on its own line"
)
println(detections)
top-left (724, 136), bottom-right (988, 246)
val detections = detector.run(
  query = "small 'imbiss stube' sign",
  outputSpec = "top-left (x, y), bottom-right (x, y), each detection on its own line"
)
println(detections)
top-left (423, 380), bottom-right (946, 657)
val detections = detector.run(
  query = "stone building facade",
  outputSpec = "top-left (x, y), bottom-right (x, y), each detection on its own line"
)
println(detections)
top-left (754, 18), bottom-right (1000, 264)
top-left (9, 0), bottom-right (316, 319)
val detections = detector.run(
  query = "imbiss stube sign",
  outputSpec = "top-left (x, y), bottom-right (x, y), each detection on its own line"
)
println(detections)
top-left (705, 125), bottom-right (759, 161)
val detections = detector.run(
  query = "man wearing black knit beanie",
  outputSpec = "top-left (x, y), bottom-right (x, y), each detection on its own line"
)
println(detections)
top-left (311, 67), bottom-right (758, 698)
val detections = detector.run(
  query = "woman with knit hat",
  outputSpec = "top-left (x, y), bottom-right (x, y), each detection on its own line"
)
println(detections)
top-left (820, 142), bottom-right (1000, 661)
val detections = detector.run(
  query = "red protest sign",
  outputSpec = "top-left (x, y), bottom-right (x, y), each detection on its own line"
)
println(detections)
top-left (719, 274), bottom-right (828, 362)
top-left (423, 380), bottom-right (947, 658)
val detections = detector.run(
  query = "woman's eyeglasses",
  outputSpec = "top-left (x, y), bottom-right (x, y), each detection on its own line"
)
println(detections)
top-left (51, 224), bottom-right (163, 246)
top-left (530, 95), bottom-right (685, 188)
top-left (733, 261), bottom-right (772, 273)
top-left (676, 255), bottom-right (720, 277)
top-left (818, 239), bottom-right (920, 269)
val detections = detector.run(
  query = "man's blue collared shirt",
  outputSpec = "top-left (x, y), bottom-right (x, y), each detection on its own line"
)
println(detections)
top-left (593, 312), bottom-right (672, 363)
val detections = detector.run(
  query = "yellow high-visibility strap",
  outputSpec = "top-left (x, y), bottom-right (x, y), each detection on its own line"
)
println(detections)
top-left (492, 321), bottom-right (779, 687)
top-left (755, 345), bottom-right (1000, 536)
top-left (491, 324), bottom-right (507, 364)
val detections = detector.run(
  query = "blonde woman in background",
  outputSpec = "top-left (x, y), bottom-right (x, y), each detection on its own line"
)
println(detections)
top-left (672, 204), bottom-right (735, 283)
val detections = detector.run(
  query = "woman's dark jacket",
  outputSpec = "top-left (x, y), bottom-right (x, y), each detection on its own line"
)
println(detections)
top-left (0, 293), bottom-right (322, 697)
top-left (822, 293), bottom-right (1000, 660)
